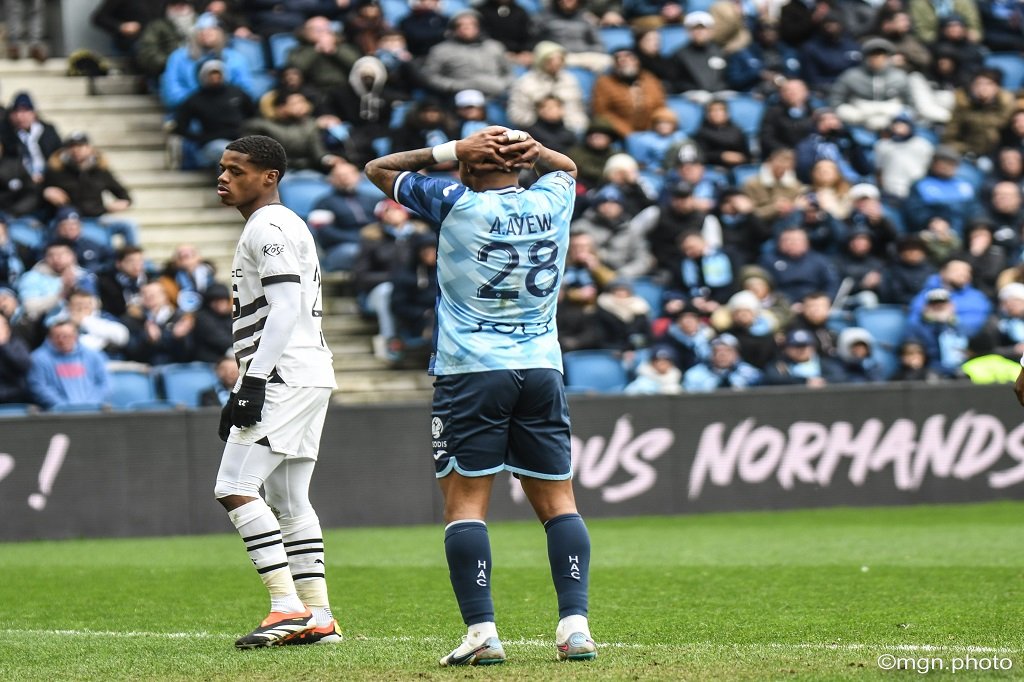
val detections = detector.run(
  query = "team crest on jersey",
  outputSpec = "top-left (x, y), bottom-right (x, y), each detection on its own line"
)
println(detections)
top-left (431, 417), bottom-right (444, 439)
top-left (262, 244), bottom-right (285, 256)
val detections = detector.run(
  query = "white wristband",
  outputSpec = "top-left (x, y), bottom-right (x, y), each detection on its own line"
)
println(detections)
top-left (432, 140), bottom-right (459, 163)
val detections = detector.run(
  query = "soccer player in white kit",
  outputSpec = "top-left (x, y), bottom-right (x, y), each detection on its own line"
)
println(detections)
top-left (212, 135), bottom-right (341, 648)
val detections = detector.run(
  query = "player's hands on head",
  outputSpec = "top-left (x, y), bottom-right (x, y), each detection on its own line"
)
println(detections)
top-left (230, 375), bottom-right (267, 428)
top-left (456, 126), bottom-right (540, 172)
top-left (498, 129), bottom-right (540, 170)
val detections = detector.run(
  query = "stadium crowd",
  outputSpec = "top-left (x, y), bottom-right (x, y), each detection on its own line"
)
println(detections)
top-left (6, 0), bottom-right (1024, 407)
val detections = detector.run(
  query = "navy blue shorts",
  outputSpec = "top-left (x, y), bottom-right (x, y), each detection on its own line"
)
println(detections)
top-left (431, 368), bottom-right (572, 480)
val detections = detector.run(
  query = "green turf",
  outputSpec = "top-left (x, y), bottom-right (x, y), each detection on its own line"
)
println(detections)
top-left (1, 502), bottom-right (1023, 680)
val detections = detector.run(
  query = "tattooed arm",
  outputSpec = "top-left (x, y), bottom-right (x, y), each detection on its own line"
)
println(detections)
top-left (365, 126), bottom-right (541, 199)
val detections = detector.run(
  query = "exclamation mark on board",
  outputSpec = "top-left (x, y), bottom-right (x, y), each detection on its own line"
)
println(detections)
top-left (28, 434), bottom-right (69, 511)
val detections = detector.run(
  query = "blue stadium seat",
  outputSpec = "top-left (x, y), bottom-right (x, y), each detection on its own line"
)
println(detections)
top-left (515, 0), bottom-right (542, 12)
top-left (278, 175), bottom-right (333, 221)
top-left (126, 400), bottom-right (178, 412)
top-left (9, 219), bottom-right (43, 250)
top-left (356, 176), bottom-right (387, 202)
top-left (248, 72), bottom-right (276, 98)
top-left (107, 369), bottom-right (157, 409)
top-left (371, 136), bottom-right (391, 158)
top-left (630, 277), bottom-right (666, 316)
top-left (639, 169), bottom-right (664, 196)
top-left (390, 100), bottom-right (413, 128)
top-left (567, 66), bottom-right (597, 105)
top-left (686, 0), bottom-right (715, 11)
top-left (440, 0), bottom-right (471, 16)
top-left (563, 350), bottom-right (628, 393)
top-left (665, 96), bottom-right (704, 137)
top-left (953, 162), bottom-right (986, 191)
top-left (727, 95), bottom-right (766, 139)
top-left (381, 0), bottom-right (411, 24)
top-left (626, 130), bottom-right (687, 171)
top-left (984, 53), bottom-right (1024, 92)
top-left (600, 26), bottom-right (635, 53)
top-left (49, 403), bottom-right (104, 413)
top-left (0, 403), bottom-right (33, 417)
top-left (269, 32), bottom-right (299, 70)
top-left (80, 219), bottom-right (112, 247)
top-left (158, 362), bottom-right (218, 408)
top-left (658, 25), bottom-right (688, 55)
top-left (874, 347), bottom-right (900, 380)
top-left (230, 37), bottom-right (267, 73)
top-left (485, 100), bottom-right (509, 127)
top-left (731, 163), bottom-right (759, 188)
top-left (854, 305), bottom-right (909, 350)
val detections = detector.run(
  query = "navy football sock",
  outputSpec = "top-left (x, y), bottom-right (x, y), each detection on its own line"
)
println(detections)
top-left (444, 520), bottom-right (495, 625)
top-left (545, 513), bottom-right (590, 619)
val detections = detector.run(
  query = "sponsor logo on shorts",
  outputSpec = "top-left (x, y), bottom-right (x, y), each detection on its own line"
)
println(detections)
top-left (262, 244), bottom-right (285, 256)
top-left (433, 449), bottom-right (447, 461)
top-left (431, 417), bottom-right (444, 439)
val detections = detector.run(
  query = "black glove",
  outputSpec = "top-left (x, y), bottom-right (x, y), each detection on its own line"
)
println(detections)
top-left (218, 399), bottom-right (233, 442)
top-left (230, 375), bottom-right (267, 428)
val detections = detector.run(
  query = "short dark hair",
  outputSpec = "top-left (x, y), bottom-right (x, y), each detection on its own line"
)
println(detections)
top-left (116, 246), bottom-right (144, 261)
top-left (226, 135), bottom-right (287, 180)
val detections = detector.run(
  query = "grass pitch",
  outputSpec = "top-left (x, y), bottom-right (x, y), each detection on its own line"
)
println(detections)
top-left (1, 502), bottom-right (1023, 681)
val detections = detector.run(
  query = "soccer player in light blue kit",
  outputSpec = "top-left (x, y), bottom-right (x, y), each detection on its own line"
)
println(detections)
top-left (366, 127), bottom-right (596, 665)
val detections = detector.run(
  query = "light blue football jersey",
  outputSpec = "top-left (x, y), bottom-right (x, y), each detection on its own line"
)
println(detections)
top-left (394, 170), bottom-right (576, 375)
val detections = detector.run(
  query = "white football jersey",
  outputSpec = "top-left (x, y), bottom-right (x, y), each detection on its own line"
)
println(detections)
top-left (231, 203), bottom-right (336, 388)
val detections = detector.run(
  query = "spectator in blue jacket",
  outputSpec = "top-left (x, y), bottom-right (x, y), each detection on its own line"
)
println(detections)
top-left (27, 319), bottom-right (109, 409)
top-left (759, 225), bottom-right (839, 302)
top-left (903, 145), bottom-right (982, 235)
top-left (725, 21), bottom-right (801, 95)
top-left (160, 13), bottom-right (254, 110)
top-left (794, 108), bottom-right (873, 184)
top-left (798, 13), bottom-right (862, 93)
top-left (0, 215), bottom-right (25, 288)
top-left (906, 287), bottom-right (970, 377)
top-left (683, 332), bottom-right (763, 392)
top-left (309, 161), bottom-right (380, 271)
top-left (16, 239), bottom-right (96, 322)
top-left (909, 257), bottom-right (993, 337)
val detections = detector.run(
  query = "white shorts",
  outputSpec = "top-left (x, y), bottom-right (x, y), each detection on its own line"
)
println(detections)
top-left (226, 384), bottom-right (332, 459)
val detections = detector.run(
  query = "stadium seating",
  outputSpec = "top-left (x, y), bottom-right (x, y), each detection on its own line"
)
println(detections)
top-left (874, 347), bottom-right (900, 380)
top-left (658, 25), bottom-right (688, 55)
top-left (230, 37), bottom-right (267, 73)
top-left (269, 33), bottom-right (299, 70)
top-left (953, 162), bottom-right (986, 192)
top-left (158, 362), bottom-right (218, 408)
top-left (567, 66), bottom-right (597, 106)
top-left (854, 305), bottom-right (909, 350)
top-left (563, 350), bottom-right (628, 393)
top-left (731, 163), bottom-right (759, 188)
top-left (107, 369), bottom-right (157, 409)
top-left (278, 175), bottom-right (333, 221)
top-left (80, 218), bottom-right (112, 247)
top-left (630, 277), bottom-right (666, 315)
top-left (48, 403), bottom-right (105, 413)
top-left (686, 0), bottom-right (716, 11)
top-left (727, 95), bottom-right (766, 140)
top-left (8, 219), bottom-right (43, 251)
top-left (600, 26), bottom-right (635, 53)
top-left (665, 96), bottom-right (704, 137)
top-left (126, 400), bottom-right (178, 411)
top-left (381, 0), bottom-right (411, 25)
top-left (983, 53), bottom-right (1024, 92)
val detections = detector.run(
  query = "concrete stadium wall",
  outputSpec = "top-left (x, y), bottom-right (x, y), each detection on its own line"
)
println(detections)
top-left (2, 383), bottom-right (1023, 541)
